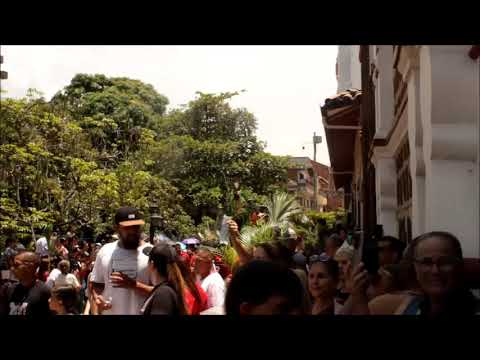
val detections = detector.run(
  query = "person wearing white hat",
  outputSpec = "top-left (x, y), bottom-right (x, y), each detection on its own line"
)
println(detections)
top-left (334, 240), bottom-right (355, 312)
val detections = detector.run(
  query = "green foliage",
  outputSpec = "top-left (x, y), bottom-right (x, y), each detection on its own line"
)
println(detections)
top-left (305, 209), bottom-right (346, 229)
top-left (0, 77), bottom-right (289, 252)
top-left (239, 192), bottom-right (300, 248)
top-left (51, 74), bottom-right (169, 161)
top-left (264, 192), bottom-right (302, 225)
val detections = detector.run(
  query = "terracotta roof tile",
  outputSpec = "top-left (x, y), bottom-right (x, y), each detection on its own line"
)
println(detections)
top-left (322, 88), bottom-right (362, 112)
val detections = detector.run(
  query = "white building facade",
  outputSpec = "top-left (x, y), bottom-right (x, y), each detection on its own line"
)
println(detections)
top-left (370, 45), bottom-right (480, 258)
top-left (337, 45), bottom-right (362, 92)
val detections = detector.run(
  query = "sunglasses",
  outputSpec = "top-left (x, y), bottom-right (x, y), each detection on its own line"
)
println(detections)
top-left (308, 253), bottom-right (332, 264)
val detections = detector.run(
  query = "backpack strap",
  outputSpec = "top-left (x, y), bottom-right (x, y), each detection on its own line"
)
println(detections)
top-left (401, 296), bottom-right (424, 315)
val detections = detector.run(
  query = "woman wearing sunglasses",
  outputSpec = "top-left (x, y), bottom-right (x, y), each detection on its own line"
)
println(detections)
top-left (307, 254), bottom-right (339, 315)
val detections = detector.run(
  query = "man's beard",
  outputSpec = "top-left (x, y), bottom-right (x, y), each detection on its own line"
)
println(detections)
top-left (121, 234), bottom-right (141, 249)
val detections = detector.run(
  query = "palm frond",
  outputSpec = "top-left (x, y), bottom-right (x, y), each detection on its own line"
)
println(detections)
top-left (265, 192), bottom-right (302, 225)
top-left (240, 223), bottom-right (274, 248)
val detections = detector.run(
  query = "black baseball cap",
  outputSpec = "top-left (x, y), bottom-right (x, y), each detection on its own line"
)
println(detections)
top-left (115, 207), bottom-right (145, 227)
top-left (142, 243), bottom-right (177, 263)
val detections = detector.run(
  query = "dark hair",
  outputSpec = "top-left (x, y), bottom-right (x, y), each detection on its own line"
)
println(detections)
top-left (411, 232), bottom-right (463, 261)
top-left (148, 244), bottom-right (187, 315)
top-left (309, 257), bottom-right (340, 282)
top-left (225, 260), bottom-right (305, 315)
top-left (51, 285), bottom-right (78, 314)
top-left (256, 242), bottom-right (293, 268)
top-left (38, 258), bottom-right (50, 274)
top-left (176, 259), bottom-right (202, 309)
top-left (381, 236), bottom-right (405, 256)
top-left (326, 234), bottom-right (343, 248)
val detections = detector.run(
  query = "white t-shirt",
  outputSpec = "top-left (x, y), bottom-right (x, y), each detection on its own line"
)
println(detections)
top-left (46, 268), bottom-right (61, 289)
top-left (90, 240), bottom-right (151, 315)
top-left (54, 273), bottom-right (81, 289)
top-left (35, 237), bottom-right (49, 257)
top-left (200, 271), bottom-right (226, 309)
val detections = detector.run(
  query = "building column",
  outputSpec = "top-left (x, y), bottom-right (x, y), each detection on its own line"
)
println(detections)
top-left (406, 60), bottom-right (426, 238)
top-left (372, 156), bottom-right (398, 237)
top-left (419, 45), bottom-right (480, 258)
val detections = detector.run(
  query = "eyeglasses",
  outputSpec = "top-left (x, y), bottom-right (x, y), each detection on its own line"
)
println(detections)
top-left (414, 256), bottom-right (460, 271)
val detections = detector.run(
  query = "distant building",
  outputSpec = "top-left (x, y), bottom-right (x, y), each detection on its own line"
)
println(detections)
top-left (287, 157), bottom-right (344, 212)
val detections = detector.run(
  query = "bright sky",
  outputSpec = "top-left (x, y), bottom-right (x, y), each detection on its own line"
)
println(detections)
top-left (0, 45), bottom-right (338, 165)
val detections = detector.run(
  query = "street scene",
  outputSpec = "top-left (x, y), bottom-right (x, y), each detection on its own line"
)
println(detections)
top-left (0, 45), bottom-right (479, 316)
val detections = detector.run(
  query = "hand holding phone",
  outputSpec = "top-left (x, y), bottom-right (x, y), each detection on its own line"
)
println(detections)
top-left (350, 262), bottom-right (370, 297)
top-left (219, 215), bottom-right (232, 245)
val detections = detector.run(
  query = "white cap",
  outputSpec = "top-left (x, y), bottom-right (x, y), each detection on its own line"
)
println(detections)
top-left (335, 241), bottom-right (354, 260)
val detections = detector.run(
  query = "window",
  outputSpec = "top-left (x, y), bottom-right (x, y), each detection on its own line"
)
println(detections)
top-left (395, 138), bottom-right (412, 244)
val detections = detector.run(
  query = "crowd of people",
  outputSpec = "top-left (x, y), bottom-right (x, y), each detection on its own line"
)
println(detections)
top-left (1, 206), bottom-right (479, 316)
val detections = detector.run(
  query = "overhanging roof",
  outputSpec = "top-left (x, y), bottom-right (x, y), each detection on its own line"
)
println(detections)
top-left (321, 89), bottom-right (362, 190)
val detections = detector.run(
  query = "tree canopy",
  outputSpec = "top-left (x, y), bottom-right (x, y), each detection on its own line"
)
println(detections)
top-left (0, 75), bottom-right (290, 248)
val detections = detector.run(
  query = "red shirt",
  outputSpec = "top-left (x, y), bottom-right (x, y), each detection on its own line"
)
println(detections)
top-left (38, 271), bottom-right (49, 282)
top-left (184, 283), bottom-right (209, 315)
top-left (180, 251), bottom-right (190, 263)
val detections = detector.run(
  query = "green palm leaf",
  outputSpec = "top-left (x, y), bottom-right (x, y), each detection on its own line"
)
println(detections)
top-left (265, 192), bottom-right (302, 225)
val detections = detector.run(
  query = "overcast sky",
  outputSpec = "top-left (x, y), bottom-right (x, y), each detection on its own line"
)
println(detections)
top-left (0, 45), bottom-right (338, 165)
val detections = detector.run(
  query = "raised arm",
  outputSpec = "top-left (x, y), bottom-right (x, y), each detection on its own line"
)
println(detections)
top-left (227, 220), bottom-right (253, 266)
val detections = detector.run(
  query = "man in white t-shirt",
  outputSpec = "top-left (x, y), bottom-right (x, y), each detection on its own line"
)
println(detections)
top-left (35, 236), bottom-right (49, 257)
top-left (194, 248), bottom-right (226, 309)
top-left (90, 207), bottom-right (153, 315)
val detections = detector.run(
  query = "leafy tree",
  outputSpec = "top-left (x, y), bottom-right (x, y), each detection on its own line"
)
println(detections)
top-left (51, 74), bottom-right (169, 161)
top-left (159, 91), bottom-right (256, 142)
top-left (0, 76), bottom-right (290, 252)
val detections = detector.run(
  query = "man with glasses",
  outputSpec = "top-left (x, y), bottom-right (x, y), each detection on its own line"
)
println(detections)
top-left (0, 252), bottom-right (51, 316)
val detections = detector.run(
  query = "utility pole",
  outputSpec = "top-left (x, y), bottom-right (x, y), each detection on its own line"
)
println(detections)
top-left (312, 132), bottom-right (322, 210)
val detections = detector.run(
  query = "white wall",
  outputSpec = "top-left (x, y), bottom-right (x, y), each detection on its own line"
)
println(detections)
top-left (373, 46), bottom-right (395, 139)
top-left (350, 45), bottom-right (362, 90)
top-left (418, 45), bottom-right (480, 258)
top-left (337, 45), bottom-right (362, 92)
top-left (337, 46), bottom-right (352, 92)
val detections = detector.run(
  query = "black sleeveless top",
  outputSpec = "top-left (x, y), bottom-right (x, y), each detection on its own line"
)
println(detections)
top-left (141, 281), bottom-right (181, 315)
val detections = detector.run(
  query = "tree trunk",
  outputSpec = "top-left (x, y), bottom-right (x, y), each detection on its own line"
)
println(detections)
top-left (16, 177), bottom-right (21, 205)
top-left (31, 222), bottom-right (36, 242)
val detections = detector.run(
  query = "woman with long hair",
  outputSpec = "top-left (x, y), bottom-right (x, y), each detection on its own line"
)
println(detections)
top-left (176, 259), bottom-right (208, 315)
top-left (308, 254), bottom-right (339, 315)
top-left (141, 243), bottom-right (187, 315)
